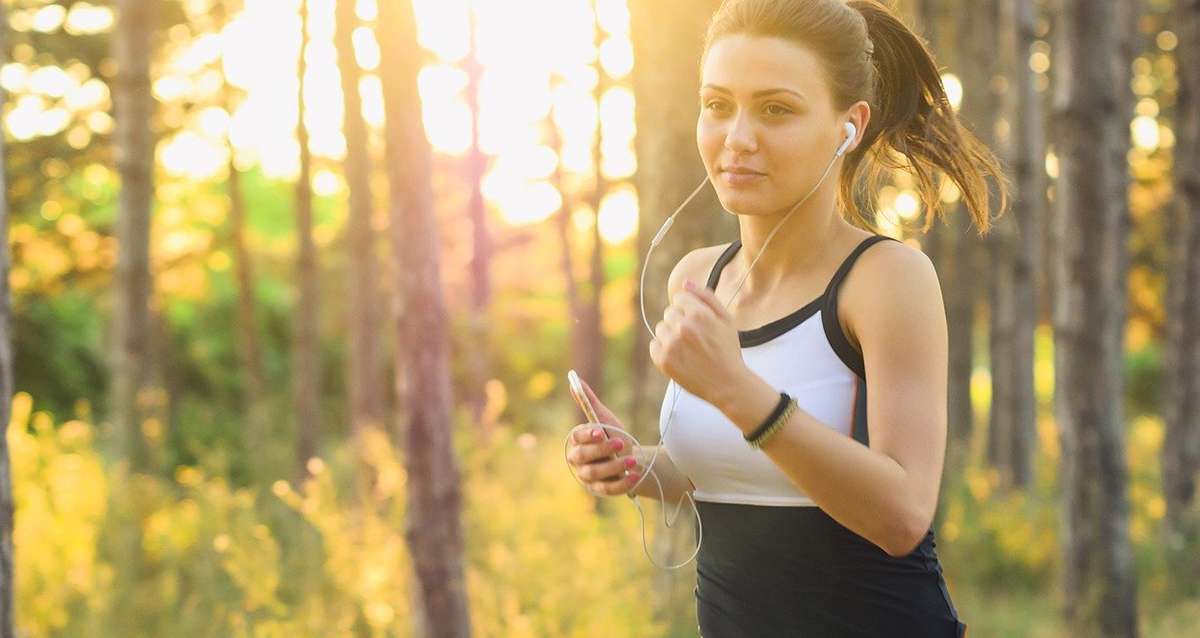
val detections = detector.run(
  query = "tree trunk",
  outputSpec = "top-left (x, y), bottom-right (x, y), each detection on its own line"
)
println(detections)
top-left (293, 0), bottom-right (321, 487)
top-left (111, 0), bottom-right (158, 632)
top-left (0, 5), bottom-right (15, 635)
top-left (1162, 0), bottom-right (1200, 598)
top-left (221, 2), bottom-right (269, 477)
top-left (112, 0), bottom-right (155, 473)
top-left (379, 0), bottom-right (472, 635)
top-left (629, 1), bottom-right (733, 632)
top-left (464, 9), bottom-right (494, 437)
top-left (918, 0), bottom-right (975, 478)
top-left (335, 0), bottom-right (386, 444)
top-left (1051, 0), bottom-right (1139, 633)
top-left (628, 0), bottom-right (735, 442)
top-left (993, 0), bottom-right (1044, 490)
top-left (584, 0), bottom-right (610, 401)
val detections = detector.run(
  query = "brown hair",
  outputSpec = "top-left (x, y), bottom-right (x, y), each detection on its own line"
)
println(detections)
top-left (701, 0), bottom-right (1009, 234)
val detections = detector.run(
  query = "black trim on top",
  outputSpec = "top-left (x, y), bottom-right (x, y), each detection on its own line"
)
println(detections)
top-left (705, 240), bottom-right (829, 348)
top-left (820, 235), bottom-right (900, 378)
top-left (706, 235), bottom-right (900, 352)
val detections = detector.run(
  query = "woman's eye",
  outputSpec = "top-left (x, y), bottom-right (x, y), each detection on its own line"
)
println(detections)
top-left (704, 100), bottom-right (729, 113)
top-left (764, 103), bottom-right (792, 116)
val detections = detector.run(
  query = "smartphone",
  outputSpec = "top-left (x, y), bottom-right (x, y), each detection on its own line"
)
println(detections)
top-left (567, 369), bottom-right (605, 438)
top-left (568, 369), bottom-right (636, 496)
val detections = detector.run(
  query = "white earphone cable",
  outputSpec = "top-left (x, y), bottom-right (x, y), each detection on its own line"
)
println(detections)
top-left (563, 122), bottom-right (857, 569)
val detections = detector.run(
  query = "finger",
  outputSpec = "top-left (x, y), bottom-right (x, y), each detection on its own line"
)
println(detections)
top-left (579, 454), bottom-right (637, 482)
top-left (663, 305), bottom-right (684, 326)
top-left (572, 424), bottom-right (600, 445)
top-left (684, 279), bottom-right (732, 321)
top-left (581, 437), bottom-right (629, 464)
top-left (588, 470), bottom-right (641, 496)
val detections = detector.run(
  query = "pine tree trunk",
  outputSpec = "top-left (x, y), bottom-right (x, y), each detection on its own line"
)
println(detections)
top-left (1051, 0), bottom-right (1139, 633)
top-left (379, 0), bottom-right (472, 635)
top-left (464, 9), bottom-right (493, 435)
top-left (220, 4), bottom-right (269, 477)
top-left (628, 1), bottom-right (734, 631)
top-left (112, 0), bottom-right (155, 473)
top-left (111, 0), bottom-right (157, 631)
top-left (1162, 0), bottom-right (1200, 597)
top-left (918, 0), bottom-right (975, 477)
top-left (335, 0), bottom-right (386, 443)
top-left (0, 6), bottom-right (15, 635)
top-left (585, 0), bottom-right (610, 402)
top-left (628, 0), bottom-right (736, 442)
top-left (994, 0), bottom-right (1044, 490)
top-left (293, 0), bottom-right (321, 486)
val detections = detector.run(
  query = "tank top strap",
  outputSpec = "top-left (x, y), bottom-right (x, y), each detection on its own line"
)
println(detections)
top-left (705, 239), bottom-right (743, 290)
top-left (820, 234), bottom-right (901, 379)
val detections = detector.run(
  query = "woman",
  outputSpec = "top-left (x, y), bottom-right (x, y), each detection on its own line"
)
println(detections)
top-left (566, 0), bottom-right (1006, 635)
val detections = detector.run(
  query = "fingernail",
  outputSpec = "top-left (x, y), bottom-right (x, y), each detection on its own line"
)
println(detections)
top-left (625, 457), bottom-right (637, 468)
top-left (612, 439), bottom-right (624, 451)
top-left (684, 279), bottom-right (695, 291)
top-left (629, 472), bottom-right (640, 482)
top-left (592, 429), bottom-right (601, 439)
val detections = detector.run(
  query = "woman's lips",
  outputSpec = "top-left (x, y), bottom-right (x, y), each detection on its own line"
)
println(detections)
top-left (720, 169), bottom-right (765, 186)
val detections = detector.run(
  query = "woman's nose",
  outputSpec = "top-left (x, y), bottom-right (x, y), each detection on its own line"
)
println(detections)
top-left (723, 111), bottom-right (758, 154)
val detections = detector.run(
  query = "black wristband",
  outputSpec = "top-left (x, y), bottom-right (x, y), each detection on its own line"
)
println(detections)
top-left (744, 392), bottom-right (791, 443)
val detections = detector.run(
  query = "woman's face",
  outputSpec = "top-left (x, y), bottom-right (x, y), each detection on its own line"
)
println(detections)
top-left (697, 35), bottom-right (857, 216)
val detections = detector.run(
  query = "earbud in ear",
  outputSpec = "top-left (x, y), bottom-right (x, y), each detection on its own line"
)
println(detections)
top-left (836, 122), bottom-right (857, 157)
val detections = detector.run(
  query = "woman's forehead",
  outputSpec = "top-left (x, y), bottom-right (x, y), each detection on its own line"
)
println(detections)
top-left (701, 34), bottom-right (828, 101)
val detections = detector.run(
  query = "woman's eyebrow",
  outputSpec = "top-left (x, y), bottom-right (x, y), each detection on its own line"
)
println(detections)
top-left (700, 84), bottom-right (806, 101)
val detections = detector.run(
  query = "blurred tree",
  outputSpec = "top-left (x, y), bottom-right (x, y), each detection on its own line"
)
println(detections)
top-left (1051, 0), bottom-right (1139, 633)
top-left (918, 0), bottom-right (976, 476)
top-left (110, 0), bottom-right (160, 631)
top-left (293, 0), bottom-right (321, 487)
top-left (111, 0), bottom-right (156, 473)
top-left (1163, 0), bottom-right (1200, 598)
top-left (627, 0), bottom-right (735, 449)
top-left (582, 0), bottom-right (611, 402)
top-left (379, 0), bottom-right (472, 635)
top-left (990, 0), bottom-right (1044, 490)
top-left (219, 0), bottom-right (269, 473)
top-left (628, 0), bottom-right (733, 630)
top-left (0, 8), bottom-right (15, 638)
top-left (334, 0), bottom-right (387, 446)
top-left (462, 7), bottom-right (494, 434)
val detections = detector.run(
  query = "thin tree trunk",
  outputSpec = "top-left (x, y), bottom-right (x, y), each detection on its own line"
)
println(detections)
top-left (585, 0), bottom-right (610, 401)
top-left (1051, 0), bottom-right (1139, 633)
top-left (335, 0), bottom-right (386, 443)
top-left (629, 1), bottom-right (733, 631)
top-left (293, 0), bottom-right (321, 486)
top-left (628, 0), bottom-right (735, 442)
top-left (222, 1), bottom-right (269, 474)
top-left (917, 0), bottom-right (974, 479)
top-left (379, 0), bottom-right (472, 635)
top-left (550, 76), bottom-right (585, 381)
top-left (111, 0), bottom-right (157, 632)
top-left (1161, 0), bottom-right (1200, 598)
top-left (464, 9), bottom-right (494, 435)
top-left (0, 5), bottom-right (15, 635)
top-left (112, 0), bottom-right (155, 473)
top-left (994, 0), bottom-right (1044, 490)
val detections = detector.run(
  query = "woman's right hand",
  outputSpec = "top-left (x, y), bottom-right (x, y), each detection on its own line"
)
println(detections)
top-left (566, 378), bottom-right (641, 496)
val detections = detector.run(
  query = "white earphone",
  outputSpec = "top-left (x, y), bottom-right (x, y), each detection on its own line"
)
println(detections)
top-left (837, 121), bottom-right (858, 157)
top-left (565, 119), bottom-right (861, 569)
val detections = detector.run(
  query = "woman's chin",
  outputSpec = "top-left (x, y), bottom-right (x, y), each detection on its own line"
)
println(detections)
top-left (716, 192), bottom-right (776, 216)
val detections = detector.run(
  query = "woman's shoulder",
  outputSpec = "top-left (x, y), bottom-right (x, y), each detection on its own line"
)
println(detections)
top-left (666, 242), bottom-right (736, 304)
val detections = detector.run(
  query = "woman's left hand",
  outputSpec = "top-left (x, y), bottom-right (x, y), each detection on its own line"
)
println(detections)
top-left (649, 279), bottom-right (750, 407)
